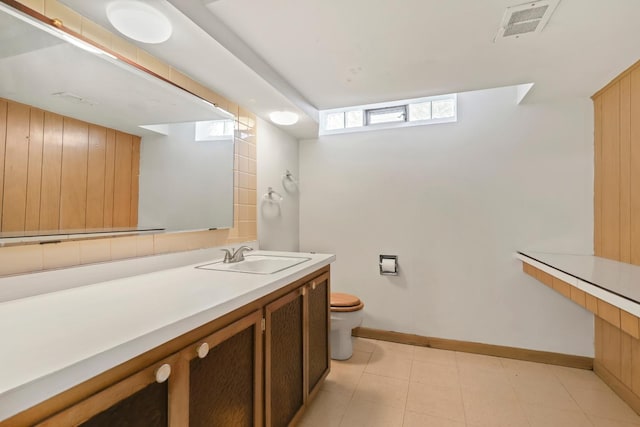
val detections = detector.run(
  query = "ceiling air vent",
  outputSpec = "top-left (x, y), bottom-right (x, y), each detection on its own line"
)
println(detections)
top-left (494, 0), bottom-right (560, 41)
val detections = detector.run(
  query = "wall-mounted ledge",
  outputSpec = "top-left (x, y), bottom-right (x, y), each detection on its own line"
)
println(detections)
top-left (0, 227), bottom-right (164, 247)
top-left (516, 251), bottom-right (640, 318)
top-left (517, 251), bottom-right (640, 416)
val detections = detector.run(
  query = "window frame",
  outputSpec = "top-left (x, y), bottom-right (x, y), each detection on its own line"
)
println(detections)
top-left (365, 105), bottom-right (407, 126)
top-left (319, 93), bottom-right (457, 136)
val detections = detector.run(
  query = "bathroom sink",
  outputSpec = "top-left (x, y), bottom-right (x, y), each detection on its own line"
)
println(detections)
top-left (197, 255), bottom-right (311, 274)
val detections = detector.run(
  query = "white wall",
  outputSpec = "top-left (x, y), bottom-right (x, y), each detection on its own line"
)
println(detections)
top-left (257, 118), bottom-right (300, 251)
top-left (138, 122), bottom-right (234, 231)
top-left (299, 86), bottom-right (596, 356)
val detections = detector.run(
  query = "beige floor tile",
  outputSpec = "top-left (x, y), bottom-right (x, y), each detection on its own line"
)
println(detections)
top-left (455, 351), bottom-right (504, 371)
top-left (459, 366), bottom-right (515, 400)
top-left (322, 362), bottom-right (365, 396)
top-left (511, 376), bottom-right (581, 411)
top-left (550, 365), bottom-right (612, 393)
top-left (352, 373), bottom-right (409, 409)
top-left (461, 383), bottom-right (519, 407)
top-left (588, 415), bottom-right (640, 427)
top-left (502, 358), bottom-right (557, 383)
top-left (323, 351), bottom-right (370, 395)
top-left (372, 340), bottom-right (416, 358)
top-left (352, 337), bottom-right (377, 353)
top-left (304, 339), bottom-right (639, 427)
top-left (339, 397), bottom-right (405, 427)
top-left (571, 387), bottom-right (640, 424)
top-left (298, 390), bottom-right (351, 427)
top-left (335, 349), bottom-right (372, 368)
top-left (410, 359), bottom-right (459, 388)
top-left (463, 392), bottom-right (529, 427)
top-left (522, 402), bottom-right (594, 427)
top-left (298, 419), bottom-right (321, 427)
top-left (365, 351), bottom-right (413, 380)
top-left (413, 346), bottom-right (457, 367)
top-left (406, 382), bottom-right (465, 422)
top-left (402, 410), bottom-right (465, 427)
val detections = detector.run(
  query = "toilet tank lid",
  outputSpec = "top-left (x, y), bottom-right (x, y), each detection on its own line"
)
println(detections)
top-left (331, 292), bottom-right (362, 307)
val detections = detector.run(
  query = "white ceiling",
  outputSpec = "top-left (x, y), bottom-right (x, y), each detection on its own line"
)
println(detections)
top-left (206, 0), bottom-right (640, 107)
top-left (61, 0), bottom-right (640, 138)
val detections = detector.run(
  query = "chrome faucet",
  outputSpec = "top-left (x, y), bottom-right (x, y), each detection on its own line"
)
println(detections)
top-left (221, 246), bottom-right (254, 263)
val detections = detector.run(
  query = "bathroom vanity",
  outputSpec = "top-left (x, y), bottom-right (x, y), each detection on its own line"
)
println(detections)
top-left (0, 251), bottom-right (334, 427)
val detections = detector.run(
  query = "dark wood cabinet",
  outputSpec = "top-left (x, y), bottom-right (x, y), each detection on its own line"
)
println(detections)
top-left (37, 355), bottom-right (177, 427)
top-left (265, 271), bottom-right (331, 427)
top-left (185, 310), bottom-right (263, 427)
top-left (79, 381), bottom-right (168, 427)
top-left (306, 273), bottom-right (330, 396)
top-left (30, 266), bottom-right (330, 427)
top-left (265, 289), bottom-right (305, 427)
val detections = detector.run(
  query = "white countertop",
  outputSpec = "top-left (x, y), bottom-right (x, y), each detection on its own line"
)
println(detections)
top-left (0, 250), bottom-right (334, 421)
top-left (517, 251), bottom-right (640, 316)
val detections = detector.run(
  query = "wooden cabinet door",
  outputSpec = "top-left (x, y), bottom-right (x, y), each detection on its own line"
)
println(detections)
top-left (265, 288), bottom-right (305, 427)
top-left (306, 272), bottom-right (330, 397)
top-left (37, 356), bottom-right (177, 427)
top-left (181, 310), bottom-right (263, 427)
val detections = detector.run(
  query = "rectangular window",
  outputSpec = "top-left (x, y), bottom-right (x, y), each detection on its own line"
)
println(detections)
top-left (366, 106), bottom-right (407, 125)
top-left (408, 101), bottom-right (432, 121)
top-left (432, 99), bottom-right (456, 119)
top-left (345, 110), bottom-right (363, 128)
top-left (319, 93), bottom-right (456, 136)
top-left (195, 119), bottom-right (234, 141)
top-left (325, 112), bottom-right (345, 130)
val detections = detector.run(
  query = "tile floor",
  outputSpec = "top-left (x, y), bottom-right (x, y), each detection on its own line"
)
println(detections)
top-left (299, 338), bottom-right (640, 427)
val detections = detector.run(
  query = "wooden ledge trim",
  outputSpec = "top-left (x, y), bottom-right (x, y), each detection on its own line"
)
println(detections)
top-left (352, 327), bottom-right (593, 370)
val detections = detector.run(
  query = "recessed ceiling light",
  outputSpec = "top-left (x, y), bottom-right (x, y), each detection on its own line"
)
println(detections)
top-left (269, 111), bottom-right (299, 126)
top-left (106, 1), bottom-right (173, 44)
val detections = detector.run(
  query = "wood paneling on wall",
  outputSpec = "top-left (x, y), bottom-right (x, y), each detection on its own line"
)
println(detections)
top-left (2, 101), bottom-right (30, 232)
top-left (39, 112), bottom-right (63, 230)
top-left (592, 58), bottom-right (640, 415)
top-left (0, 98), bottom-right (140, 233)
top-left (0, 101), bottom-right (6, 227)
top-left (26, 108), bottom-right (44, 231)
top-left (86, 125), bottom-right (107, 229)
top-left (593, 59), bottom-right (640, 264)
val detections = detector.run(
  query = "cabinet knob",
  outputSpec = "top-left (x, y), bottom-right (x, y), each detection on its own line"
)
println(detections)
top-left (311, 281), bottom-right (317, 290)
top-left (155, 364), bottom-right (171, 383)
top-left (196, 342), bottom-right (210, 359)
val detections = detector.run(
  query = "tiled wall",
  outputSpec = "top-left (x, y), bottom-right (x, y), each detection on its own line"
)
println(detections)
top-left (0, 0), bottom-right (257, 277)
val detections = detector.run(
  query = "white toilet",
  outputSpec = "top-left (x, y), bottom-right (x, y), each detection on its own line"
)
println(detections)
top-left (330, 293), bottom-right (364, 360)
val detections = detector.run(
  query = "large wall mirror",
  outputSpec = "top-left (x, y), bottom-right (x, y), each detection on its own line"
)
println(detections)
top-left (0, 3), bottom-right (234, 243)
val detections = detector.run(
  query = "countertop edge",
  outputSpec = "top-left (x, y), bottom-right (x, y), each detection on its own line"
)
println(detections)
top-left (516, 252), bottom-right (640, 317)
top-left (0, 251), bottom-right (334, 421)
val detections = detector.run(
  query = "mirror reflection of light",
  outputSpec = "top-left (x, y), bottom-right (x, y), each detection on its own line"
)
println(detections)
top-left (0, 3), bottom-right (116, 59)
top-left (195, 120), bottom-right (235, 141)
top-left (60, 34), bottom-right (116, 59)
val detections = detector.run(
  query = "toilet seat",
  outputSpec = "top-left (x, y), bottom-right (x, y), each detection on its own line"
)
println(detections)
top-left (330, 293), bottom-right (364, 312)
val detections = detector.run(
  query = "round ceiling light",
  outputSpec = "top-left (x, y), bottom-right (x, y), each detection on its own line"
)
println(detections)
top-left (269, 111), bottom-right (299, 126)
top-left (106, 1), bottom-right (173, 44)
